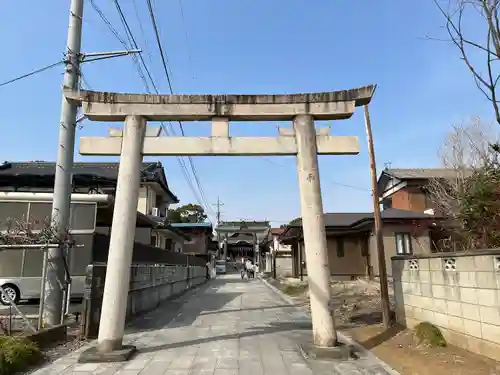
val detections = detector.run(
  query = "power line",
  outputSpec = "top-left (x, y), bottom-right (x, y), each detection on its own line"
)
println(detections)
top-left (96, 1), bottom-right (213, 218)
top-left (111, 0), bottom-right (154, 92)
top-left (0, 60), bottom-right (64, 88)
top-left (146, 0), bottom-right (174, 93)
top-left (145, 0), bottom-right (215, 215)
top-left (132, 0), bottom-right (156, 76)
top-left (177, 0), bottom-right (196, 82)
top-left (261, 157), bottom-right (369, 192)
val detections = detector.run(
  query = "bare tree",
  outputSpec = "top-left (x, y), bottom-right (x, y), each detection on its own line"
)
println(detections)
top-left (433, 0), bottom-right (500, 124)
top-left (427, 117), bottom-right (500, 249)
top-left (0, 217), bottom-right (62, 246)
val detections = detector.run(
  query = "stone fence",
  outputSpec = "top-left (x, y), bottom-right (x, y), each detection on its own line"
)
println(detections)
top-left (81, 250), bottom-right (207, 339)
top-left (392, 250), bottom-right (500, 361)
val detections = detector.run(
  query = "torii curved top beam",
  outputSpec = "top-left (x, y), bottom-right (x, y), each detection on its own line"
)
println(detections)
top-left (64, 85), bottom-right (376, 122)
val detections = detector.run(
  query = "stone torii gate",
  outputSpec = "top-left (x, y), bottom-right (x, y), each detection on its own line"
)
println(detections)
top-left (66, 86), bottom-right (375, 360)
top-left (216, 221), bottom-right (271, 264)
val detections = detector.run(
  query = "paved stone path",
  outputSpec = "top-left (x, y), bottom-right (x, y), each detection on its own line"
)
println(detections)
top-left (30, 274), bottom-right (398, 375)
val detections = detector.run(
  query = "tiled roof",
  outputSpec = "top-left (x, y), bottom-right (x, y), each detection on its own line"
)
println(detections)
top-left (0, 161), bottom-right (179, 202)
top-left (270, 228), bottom-right (285, 236)
top-left (383, 168), bottom-right (473, 180)
top-left (170, 222), bottom-right (213, 229)
top-left (288, 208), bottom-right (437, 228)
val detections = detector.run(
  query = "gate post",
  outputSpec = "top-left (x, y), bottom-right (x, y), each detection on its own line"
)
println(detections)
top-left (95, 115), bottom-right (146, 355)
top-left (293, 114), bottom-right (337, 347)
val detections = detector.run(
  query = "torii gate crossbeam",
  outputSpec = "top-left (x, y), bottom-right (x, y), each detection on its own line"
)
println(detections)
top-left (69, 85), bottom-right (376, 359)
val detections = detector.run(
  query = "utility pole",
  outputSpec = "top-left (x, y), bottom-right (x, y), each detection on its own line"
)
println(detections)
top-left (364, 104), bottom-right (391, 329)
top-left (213, 196), bottom-right (224, 224)
top-left (213, 197), bottom-right (224, 245)
top-left (45, 0), bottom-right (84, 326)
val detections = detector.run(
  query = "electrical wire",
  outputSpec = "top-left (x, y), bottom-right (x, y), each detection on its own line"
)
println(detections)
top-left (92, 0), bottom-right (214, 220)
top-left (146, 0), bottom-right (174, 93)
top-left (261, 157), bottom-right (369, 192)
top-left (0, 60), bottom-right (64, 88)
top-left (177, 0), bottom-right (196, 82)
top-left (145, 0), bottom-right (215, 215)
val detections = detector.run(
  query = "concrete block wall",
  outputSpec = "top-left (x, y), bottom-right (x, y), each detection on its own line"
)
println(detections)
top-left (392, 251), bottom-right (500, 361)
top-left (126, 264), bottom-right (206, 318)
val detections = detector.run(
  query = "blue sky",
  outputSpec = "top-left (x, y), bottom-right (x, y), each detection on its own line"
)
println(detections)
top-left (0, 1), bottom-right (493, 227)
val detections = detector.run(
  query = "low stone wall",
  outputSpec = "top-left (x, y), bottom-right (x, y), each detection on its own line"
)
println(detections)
top-left (392, 250), bottom-right (500, 361)
top-left (81, 262), bottom-right (206, 339)
top-left (126, 264), bottom-right (206, 318)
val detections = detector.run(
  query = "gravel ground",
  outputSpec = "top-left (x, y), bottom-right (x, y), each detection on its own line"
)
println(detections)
top-left (22, 323), bottom-right (87, 374)
top-left (268, 276), bottom-right (395, 328)
top-left (266, 276), bottom-right (500, 375)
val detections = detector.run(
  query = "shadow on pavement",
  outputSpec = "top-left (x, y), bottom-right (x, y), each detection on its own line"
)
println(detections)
top-left (127, 277), bottom-right (245, 333)
top-left (167, 290), bottom-right (242, 328)
top-left (137, 320), bottom-right (312, 354)
top-left (197, 304), bottom-right (296, 316)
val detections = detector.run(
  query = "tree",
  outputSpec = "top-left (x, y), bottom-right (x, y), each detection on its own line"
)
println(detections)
top-left (427, 117), bottom-right (500, 249)
top-left (433, 0), bottom-right (500, 124)
top-left (167, 203), bottom-right (208, 223)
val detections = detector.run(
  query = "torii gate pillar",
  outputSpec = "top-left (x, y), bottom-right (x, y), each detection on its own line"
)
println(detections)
top-left (294, 114), bottom-right (336, 346)
top-left (98, 115), bottom-right (146, 354)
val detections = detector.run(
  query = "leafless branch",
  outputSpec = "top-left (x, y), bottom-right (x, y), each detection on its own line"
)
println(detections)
top-left (432, 0), bottom-right (500, 124)
top-left (0, 214), bottom-right (70, 246)
top-left (426, 117), bottom-right (500, 249)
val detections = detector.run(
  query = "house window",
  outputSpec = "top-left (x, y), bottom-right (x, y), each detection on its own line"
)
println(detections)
top-left (395, 233), bottom-right (412, 255)
top-left (382, 198), bottom-right (392, 210)
top-left (336, 237), bottom-right (345, 258)
top-left (150, 235), bottom-right (157, 247)
top-left (165, 238), bottom-right (173, 251)
top-left (184, 236), bottom-right (196, 245)
top-left (361, 237), bottom-right (369, 257)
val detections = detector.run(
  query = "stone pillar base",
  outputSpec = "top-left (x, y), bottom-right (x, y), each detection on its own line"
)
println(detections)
top-left (297, 341), bottom-right (357, 361)
top-left (78, 345), bottom-right (137, 363)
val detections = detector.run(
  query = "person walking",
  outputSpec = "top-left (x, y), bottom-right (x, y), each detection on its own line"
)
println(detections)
top-left (205, 260), bottom-right (211, 280)
top-left (240, 258), bottom-right (248, 279)
top-left (245, 258), bottom-right (254, 279)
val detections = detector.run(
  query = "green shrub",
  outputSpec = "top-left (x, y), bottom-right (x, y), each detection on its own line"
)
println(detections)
top-left (414, 322), bottom-right (447, 348)
top-left (282, 283), bottom-right (308, 296)
top-left (0, 335), bottom-right (41, 375)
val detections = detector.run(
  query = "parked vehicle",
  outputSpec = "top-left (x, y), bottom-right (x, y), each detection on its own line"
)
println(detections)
top-left (0, 236), bottom-right (92, 306)
top-left (215, 259), bottom-right (226, 274)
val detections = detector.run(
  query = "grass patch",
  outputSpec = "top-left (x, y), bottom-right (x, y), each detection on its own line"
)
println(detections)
top-left (414, 322), bottom-right (447, 348)
top-left (0, 335), bottom-right (41, 375)
top-left (282, 284), bottom-right (308, 296)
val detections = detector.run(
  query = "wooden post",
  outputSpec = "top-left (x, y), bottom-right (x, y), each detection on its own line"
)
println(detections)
top-left (363, 104), bottom-right (392, 329)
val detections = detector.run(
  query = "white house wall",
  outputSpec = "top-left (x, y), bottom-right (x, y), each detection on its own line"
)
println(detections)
top-left (273, 235), bottom-right (291, 252)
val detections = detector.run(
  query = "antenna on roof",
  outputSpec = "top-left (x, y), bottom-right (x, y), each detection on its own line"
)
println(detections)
top-left (384, 161), bottom-right (392, 170)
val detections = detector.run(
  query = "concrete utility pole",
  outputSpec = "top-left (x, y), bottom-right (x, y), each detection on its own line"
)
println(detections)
top-left (45, 0), bottom-right (84, 326)
top-left (294, 114), bottom-right (337, 347)
top-left (213, 197), bottom-right (224, 244)
top-left (213, 196), bottom-right (223, 224)
top-left (97, 115), bottom-right (147, 353)
top-left (363, 104), bottom-right (391, 329)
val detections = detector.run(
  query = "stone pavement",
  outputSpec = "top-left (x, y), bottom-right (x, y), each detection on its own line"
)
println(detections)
top-left (30, 274), bottom-right (398, 375)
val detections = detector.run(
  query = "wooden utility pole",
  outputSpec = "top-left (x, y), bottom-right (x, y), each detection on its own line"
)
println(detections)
top-left (363, 104), bottom-right (392, 329)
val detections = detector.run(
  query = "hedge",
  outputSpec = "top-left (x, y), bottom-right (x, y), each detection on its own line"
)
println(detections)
top-left (0, 335), bottom-right (41, 375)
